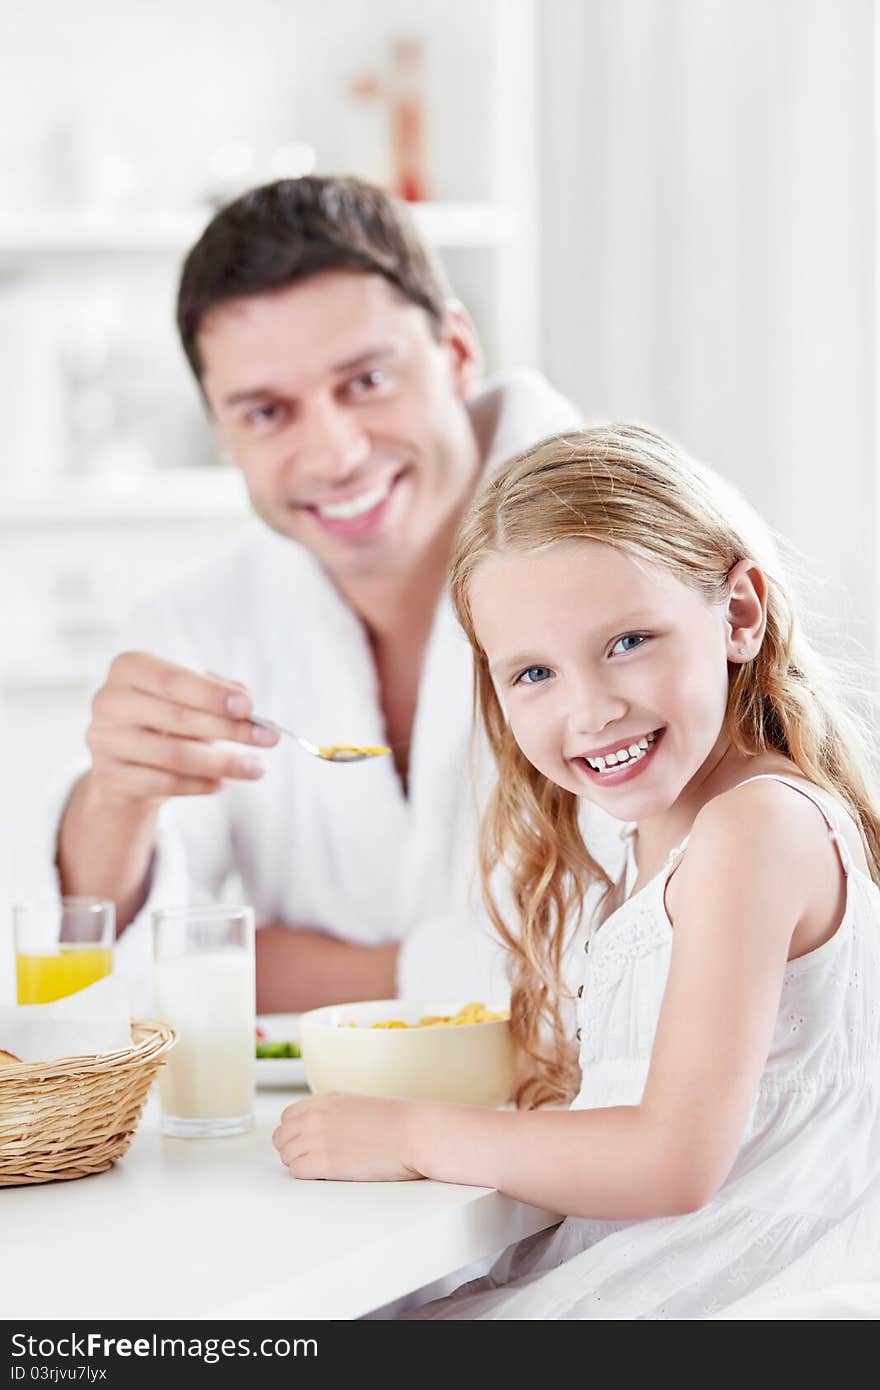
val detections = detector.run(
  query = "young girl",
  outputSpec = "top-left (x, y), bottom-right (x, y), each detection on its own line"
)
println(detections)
top-left (273, 424), bottom-right (880, 1319)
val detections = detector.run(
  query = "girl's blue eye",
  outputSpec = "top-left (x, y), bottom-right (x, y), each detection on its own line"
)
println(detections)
top-left (610, 634), bottom-right (647, 656)
top-left (516, 665), bottom-right (552, 686)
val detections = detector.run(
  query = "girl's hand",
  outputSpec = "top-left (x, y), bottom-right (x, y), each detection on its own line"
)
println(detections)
top-left (272, 1092), bottom-right (423, 1182)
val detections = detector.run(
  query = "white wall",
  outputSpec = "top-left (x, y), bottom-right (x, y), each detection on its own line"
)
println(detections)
top-left (540, 0), bottom-right (877, 657)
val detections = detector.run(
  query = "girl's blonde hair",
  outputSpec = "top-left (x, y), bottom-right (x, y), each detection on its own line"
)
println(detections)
top-left (450, 424), bottom-right (880, 1110)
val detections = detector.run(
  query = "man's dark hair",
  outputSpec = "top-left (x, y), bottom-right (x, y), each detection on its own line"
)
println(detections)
top-left (176, 176), bottom-right (450, 381)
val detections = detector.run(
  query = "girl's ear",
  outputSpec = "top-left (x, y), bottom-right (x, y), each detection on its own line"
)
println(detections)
top-left (725, 559), bottom-right (768, 664)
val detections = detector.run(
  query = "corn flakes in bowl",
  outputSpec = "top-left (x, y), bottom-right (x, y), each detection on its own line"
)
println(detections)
top-left (299, 1000), bottom-right (516, 1107)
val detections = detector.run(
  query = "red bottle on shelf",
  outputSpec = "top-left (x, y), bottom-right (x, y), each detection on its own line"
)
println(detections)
top-left (390, 38), bottom-right (428, 203)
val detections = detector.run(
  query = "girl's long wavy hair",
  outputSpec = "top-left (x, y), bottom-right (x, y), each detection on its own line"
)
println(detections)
top-left (450, 424), bottom-right (880, 1110)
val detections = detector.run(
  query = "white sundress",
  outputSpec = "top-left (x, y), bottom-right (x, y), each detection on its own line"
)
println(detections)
top-left (410, 774), bottom-right (880, 1319)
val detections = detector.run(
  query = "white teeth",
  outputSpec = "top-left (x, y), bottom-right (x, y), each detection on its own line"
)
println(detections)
top-left (317, 479), bottom-right (392, 520)
top-left (585, 730), bottom-right (659, 773)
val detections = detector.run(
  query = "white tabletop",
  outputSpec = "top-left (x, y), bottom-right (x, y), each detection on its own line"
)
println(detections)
top-left (1, 1089), bottom-right (558, 1321)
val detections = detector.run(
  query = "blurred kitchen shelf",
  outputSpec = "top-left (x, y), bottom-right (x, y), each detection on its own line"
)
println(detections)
top-left (0, 467), bottom-right (250, 524)
top-left (0, 203), bottom-right (518, 259)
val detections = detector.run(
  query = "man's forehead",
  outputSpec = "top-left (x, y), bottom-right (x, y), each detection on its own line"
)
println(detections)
top-left (200, 271), bottom-right (422, 347)
top-left (199, 272), bottom-right (428, 395)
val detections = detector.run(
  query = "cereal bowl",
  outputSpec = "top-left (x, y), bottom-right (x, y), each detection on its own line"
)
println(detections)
top-left (299, 1000), bottom-right (517, 1107)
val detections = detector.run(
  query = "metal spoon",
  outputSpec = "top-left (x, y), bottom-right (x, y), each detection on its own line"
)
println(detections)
top-left (250, 716), bottom-right (390, 764)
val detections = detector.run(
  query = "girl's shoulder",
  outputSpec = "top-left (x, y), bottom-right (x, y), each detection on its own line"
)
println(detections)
top-left (667, 768), bottom-right (873, 965)
top-left (686, 768), bottom-right (868, 884)
top-left (662, 775), bottom-right (824, 949)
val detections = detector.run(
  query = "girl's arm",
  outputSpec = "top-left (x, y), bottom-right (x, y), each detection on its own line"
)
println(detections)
top-left (275, 779), bottom-right (827, 1217)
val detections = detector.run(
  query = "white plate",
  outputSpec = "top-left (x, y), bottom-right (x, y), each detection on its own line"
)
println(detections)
top-left (255, 1012), bottom-right (308, 1090)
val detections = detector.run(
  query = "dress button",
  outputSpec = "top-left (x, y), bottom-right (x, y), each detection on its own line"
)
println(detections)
top-left (577, 984), bottom-right (584, 998)
top-left (576, 1027), bottom-right (582, 1042)
top-left (584, 937), bottom-right (591, 955)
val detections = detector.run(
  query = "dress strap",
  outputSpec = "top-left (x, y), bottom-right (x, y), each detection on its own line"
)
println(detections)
top-left (665, 835), bottom-right (690, 867)
top-left (662, 835), bottom-right (691, 880)
top-left (731, 773), bottom-right (852, 876)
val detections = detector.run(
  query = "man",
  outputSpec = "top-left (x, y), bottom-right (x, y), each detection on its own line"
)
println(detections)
top-left (52, 176), bottom-right (598, 1014)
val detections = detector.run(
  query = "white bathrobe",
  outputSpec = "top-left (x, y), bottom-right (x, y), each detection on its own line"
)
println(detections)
top-left (21, 369), bottom-right (622, 1015)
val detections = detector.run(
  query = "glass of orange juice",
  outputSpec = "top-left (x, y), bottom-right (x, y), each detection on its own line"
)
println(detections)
top-left (14, 897), bottom-right (115, 1004)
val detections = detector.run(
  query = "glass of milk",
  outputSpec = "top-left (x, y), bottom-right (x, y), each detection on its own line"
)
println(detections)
top-left (152, 905), bottom-right (255, 1138)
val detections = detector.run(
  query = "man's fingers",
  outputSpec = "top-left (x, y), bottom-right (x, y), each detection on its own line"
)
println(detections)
top-left (98, 687), bottom-right (277, 749)
top-left (205, 670), bottom-right (250, 693)
top-left (110, 651), bottom-right (254, 721)
top-left (94, 729), bottom-right (265, 783)
top-left (88, 653), bottom-right (275, 806)
top-left (91, 762), bottom-right (223, 801)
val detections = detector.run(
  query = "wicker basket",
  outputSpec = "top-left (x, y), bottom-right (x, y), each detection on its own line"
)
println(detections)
top-left (0, 1019), bottom-right (176, 1187)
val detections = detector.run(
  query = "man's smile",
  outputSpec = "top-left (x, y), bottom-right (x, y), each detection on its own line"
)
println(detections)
top-left (313, 476), bottom-right (397, 520)
top-left (299, 468), bottom-right (409, 540)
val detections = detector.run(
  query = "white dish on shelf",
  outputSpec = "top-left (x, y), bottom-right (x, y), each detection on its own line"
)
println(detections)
top-left (255, 1012), bottom-right (307, 1090)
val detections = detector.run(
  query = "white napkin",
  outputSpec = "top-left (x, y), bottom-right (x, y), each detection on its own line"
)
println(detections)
top-left (0, 976), bottom-right (133, 1063)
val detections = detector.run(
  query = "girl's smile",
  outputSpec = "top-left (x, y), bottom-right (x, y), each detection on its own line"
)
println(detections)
top-left (573, 726), bottom-right (664, 785)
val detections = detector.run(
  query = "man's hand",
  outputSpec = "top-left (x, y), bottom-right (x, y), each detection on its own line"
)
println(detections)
top-left (273, 1093), bottom-right (423, 1182)
top-left (82, 650), bottom-right (278, 808)
top-left (57, 651), bottom-right (278, 928)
